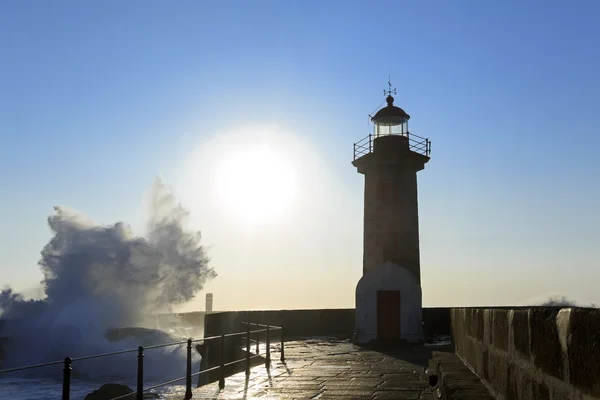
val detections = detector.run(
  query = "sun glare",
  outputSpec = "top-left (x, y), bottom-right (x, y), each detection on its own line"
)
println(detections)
top-left (214, 144), bottom-right (297, 225)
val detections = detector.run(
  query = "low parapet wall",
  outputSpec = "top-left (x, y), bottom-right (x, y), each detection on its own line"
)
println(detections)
top-left (203, 307), bottom-right (452, 339)
top-left (451, 307), bottom-right (600, 400)
top-left (204, 309), bottom-right (355, 338)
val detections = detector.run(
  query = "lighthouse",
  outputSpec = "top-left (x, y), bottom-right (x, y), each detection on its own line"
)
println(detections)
top-left (353, 82), bottom-right (431, 344)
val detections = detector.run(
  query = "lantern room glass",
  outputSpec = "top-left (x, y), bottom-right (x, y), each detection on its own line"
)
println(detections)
top-left (373, 119), bottom-right (409, 137)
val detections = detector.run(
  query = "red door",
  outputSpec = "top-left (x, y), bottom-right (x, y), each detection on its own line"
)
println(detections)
top-left (377, 290), bottom-right (401, 341)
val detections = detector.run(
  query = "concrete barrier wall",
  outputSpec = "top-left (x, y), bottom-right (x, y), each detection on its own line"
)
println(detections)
top-left (451, 307), bottom-right (600, 400)
top-left (203, 307), bottom-right (452, 340)
top-left (204, 309), bottom-right (356, 339)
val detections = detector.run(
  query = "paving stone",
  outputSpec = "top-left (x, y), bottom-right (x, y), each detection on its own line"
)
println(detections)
top-left (345, 378), bottom-right (384, 388)
top-left (378, 379), bottom-right (429, 388)
top-left (319, 389), bottom-right (376, 396)
top-left (291, 370), bottom-right (343, 377)
top-left (373, 390), bottom-right (422, 399)
top-left (273, 383), bottom-right (323, 390)
top-left (279, 376), bottom-right (326, 382)
top-left (168, 339), bottom-right (451, 399)
top-left (431, 351), bottom-right (495, 400)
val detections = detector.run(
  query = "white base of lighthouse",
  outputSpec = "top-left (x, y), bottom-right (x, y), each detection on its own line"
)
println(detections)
top-left (355, 262), bottom-right (424, 344)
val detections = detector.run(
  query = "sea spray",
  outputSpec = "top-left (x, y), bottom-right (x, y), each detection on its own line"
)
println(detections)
top-left (0, 178), bottom-right (215, 382)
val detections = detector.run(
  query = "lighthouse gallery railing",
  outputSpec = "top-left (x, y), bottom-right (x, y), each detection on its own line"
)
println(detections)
top-left (353, 132), bottom-right (431, 161)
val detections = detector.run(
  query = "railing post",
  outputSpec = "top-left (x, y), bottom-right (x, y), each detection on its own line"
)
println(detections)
top-left (353, 143), bottom-right (356, 161)
top-left (280, 327), bottom-right (285, 362)
top-left (137, 346), bottom-right (144, 400)
top-left (245, 324), bottom-right (250, 377)
top-left (369, 134), bottom-right (372, 153)
top-left (185, 339), bottom-right (193, 400)
top-left (255, 323), bottom-right (259, 353)
top-left (266, 325), bottom-right (271, 369)
top-left (62, 357), bottom-right (71, 400)
top-left (219, 334), bottom-right (225, 390)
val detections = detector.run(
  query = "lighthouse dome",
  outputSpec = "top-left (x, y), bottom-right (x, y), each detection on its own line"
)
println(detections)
top-left (371, 95), bottom-right (410, 135)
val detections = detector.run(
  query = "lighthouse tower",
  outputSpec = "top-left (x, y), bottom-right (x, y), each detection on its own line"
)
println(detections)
top-left (353, 82), bottom-right (431, 344)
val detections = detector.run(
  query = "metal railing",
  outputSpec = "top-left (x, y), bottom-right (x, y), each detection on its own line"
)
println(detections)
top-left (0, 322), bottom-right (284, 400)
top-left (353, 132), bottom-right (432, 161)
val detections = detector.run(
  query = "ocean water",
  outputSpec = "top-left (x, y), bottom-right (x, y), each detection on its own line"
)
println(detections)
top-left (0, 180), bottom-right (212, 399)
top-left (0, 376), bottom-right (188, 399)
top-left (0, 325), bottom-right (204, 400)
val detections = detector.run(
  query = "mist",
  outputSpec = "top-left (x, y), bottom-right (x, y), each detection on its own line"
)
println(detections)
top-left (0, 178), bottom-right (215, 378)
top-left (518, 292), bottom-right (598, 308)
top-left (539, 295), bottom-right (598, 308)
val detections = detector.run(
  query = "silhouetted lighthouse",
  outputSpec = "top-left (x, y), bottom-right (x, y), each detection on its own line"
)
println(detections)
top-left (353, 81), bottom-right (431, 344)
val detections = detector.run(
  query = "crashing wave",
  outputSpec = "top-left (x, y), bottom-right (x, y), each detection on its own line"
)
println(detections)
top-left (0, 178), bottom-right (213, 381)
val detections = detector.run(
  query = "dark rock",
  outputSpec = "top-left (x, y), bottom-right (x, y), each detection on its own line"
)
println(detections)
top-left (195, 343), bottom-right (206, 356)
top-left (84, 384), bottom-right (159, 400)
top-left (84, 383), bottom-right (134, 400)
top-left (104, 327), bottom-right (177, 347)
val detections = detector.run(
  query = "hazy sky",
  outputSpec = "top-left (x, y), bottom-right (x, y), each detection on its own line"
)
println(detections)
top-left (1, 0), bottom-right (599, 311)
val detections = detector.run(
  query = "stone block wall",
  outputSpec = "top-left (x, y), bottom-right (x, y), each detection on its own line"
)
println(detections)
top-left (203, 307), bottom-right (453, 340)
top-left (204, 309), bottom-right (356, 339)
top-left (451, 307), bottom-right (600, 400)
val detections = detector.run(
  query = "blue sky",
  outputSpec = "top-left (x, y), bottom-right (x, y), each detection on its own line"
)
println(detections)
top-left (1, 0), bottom-right (599, 310)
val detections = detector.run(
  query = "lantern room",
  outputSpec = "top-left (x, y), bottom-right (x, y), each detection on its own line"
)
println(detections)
top-left (371, 95), bottom-right (410, 136)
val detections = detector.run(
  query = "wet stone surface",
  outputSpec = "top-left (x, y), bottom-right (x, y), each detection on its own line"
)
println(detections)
top-left (168, 339), bottom-right (442, 399)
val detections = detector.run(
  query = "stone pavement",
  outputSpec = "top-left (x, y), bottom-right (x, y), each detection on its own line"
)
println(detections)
top-left (167, 338), bottom-right (449, 399)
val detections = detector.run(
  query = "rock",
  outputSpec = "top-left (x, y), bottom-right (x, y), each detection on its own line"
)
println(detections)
top-left (195, 343), bottom-right (206, 356)
top-left (84, 383), bottom-right (134, 400)
top-left (104, 326), bottom-right (186, 348)
top-left (84, 383), bottom-right (161, 400)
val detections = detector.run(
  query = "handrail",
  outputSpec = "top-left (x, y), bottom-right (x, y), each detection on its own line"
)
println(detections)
top-left (71, 347), bottom-right (142, 362)
top-left (0, 321), bottom-right (285, 400)
top-left (353, 132), bottom-right (431, 161)
top-left (240, 322), bottom-right (282, 329)
top-left (0, 359), bottom-right (66, 374)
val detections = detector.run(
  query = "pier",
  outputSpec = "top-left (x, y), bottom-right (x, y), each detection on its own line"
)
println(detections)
top-left (173, 339), bottom-right (447, 400)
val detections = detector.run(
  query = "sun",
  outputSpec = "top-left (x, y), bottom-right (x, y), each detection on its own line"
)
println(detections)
top-left (213, 144), bottom-right (297, 225)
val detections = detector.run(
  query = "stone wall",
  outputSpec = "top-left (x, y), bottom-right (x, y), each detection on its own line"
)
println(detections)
top-left (203, 307), bottom-right (452, 340)
top-left (204, 309), bottom-right (356, 339)
top-left (451, 307), bottom-right (600, 400)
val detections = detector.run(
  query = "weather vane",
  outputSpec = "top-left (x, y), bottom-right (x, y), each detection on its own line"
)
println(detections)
top-left (384, 75), bottom-right (397, 97)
